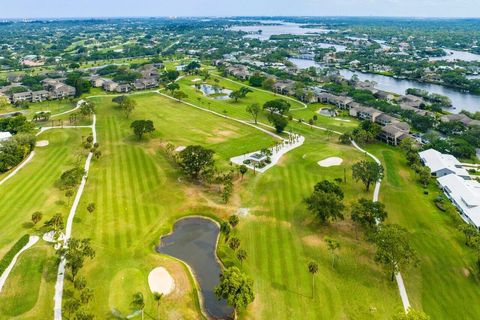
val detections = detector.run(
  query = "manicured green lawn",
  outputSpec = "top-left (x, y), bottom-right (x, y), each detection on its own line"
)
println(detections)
top-left (0, 99), bottom-right (77, 119)
top-left (74, 91), bottom-right (407, 319)
top-left (176, 75), bottom-right (357, 134)
top-left (231, 132), bottom-right (404, 319)
top-left (367, 144), bottom-right (480, 319)
top-left (0, 244), bottom-right (56, 319)
top-left (0, 128), bottom-right (88, 256)
top-left (0, 128), bottom-right (87, 319)
top-left (3, 73), bottom-right (478, 319)
top-left (70, 93), bottom-right (278, 317)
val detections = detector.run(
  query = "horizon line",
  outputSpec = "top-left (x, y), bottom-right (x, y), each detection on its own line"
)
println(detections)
top-left (1, 15), bottom-right (480, 21)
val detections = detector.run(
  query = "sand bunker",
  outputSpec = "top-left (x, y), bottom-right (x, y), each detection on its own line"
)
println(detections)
top-left (318, 157), bottom-right (343, 167)
top-left (36, 140), bottom-right (49, 147)
top-left (148, 267), bottom-right (175, 295)
top-left (175, 146), bottom-right (186, 152)
top-left (191, 78), bottom-right (202, 83)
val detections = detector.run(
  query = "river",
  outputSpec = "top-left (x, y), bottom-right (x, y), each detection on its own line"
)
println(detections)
top-left (430, 49), bottom-right (480, 62)
top-left (289, 58), bottom-right (480, 113)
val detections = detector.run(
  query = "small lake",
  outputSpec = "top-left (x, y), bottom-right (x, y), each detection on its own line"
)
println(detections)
top-left (194, 84), bottom-right (232, 100)
top-left (157, 217), bottom-right (233, 319)
top-left (289, 58), bottom-right (480, 113)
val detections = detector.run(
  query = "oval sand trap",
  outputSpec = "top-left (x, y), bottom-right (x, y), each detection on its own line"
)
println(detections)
top-left (318, 157), bottom-right (343, 167)
top-left (148, 267), bottom-right (175, 295)
top-left (36, 140), bottom-right (49, 147)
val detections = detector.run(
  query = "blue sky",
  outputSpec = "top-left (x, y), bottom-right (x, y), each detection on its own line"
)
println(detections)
top-left (1, 0), bottom-right (480, 18)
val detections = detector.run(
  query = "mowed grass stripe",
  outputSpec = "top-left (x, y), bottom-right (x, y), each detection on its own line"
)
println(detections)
top-left (109, 116), bottom-right (123, 249)
top-left (0, 146), bottom-right (66, 231)
top-left (123, 145), bottom-right (142, 246)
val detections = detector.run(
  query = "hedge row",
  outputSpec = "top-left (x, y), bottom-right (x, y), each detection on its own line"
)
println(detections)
top-left (0, 234), bottom-right (30, 276)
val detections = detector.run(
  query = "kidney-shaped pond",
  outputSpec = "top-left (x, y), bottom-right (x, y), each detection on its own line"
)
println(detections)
top-left (156, 217), bottom-right (234, 319)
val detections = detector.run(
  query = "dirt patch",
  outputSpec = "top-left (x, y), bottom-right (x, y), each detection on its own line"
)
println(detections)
top-left (207, 128), bottom-right (238, 143)
top-left (302, 235), bottom-right (325, 247)
top-left (462, 268), bottom-right (471, 277)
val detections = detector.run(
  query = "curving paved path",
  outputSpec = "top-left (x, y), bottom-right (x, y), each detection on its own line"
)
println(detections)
top-left (157, 91), bottom-right (284, 141)
top-left (159, 87), bottom-right (410, 311)
top-left (351, 141), bottom-right (411, 311)
top-left (50, 99), bottom-right (84, 118)
top-left (0, 151), bottom-right (36, 186)
top-left (0, 101), bottom-right (88, 186)
top-left (53, 115), bottom-right (97, 320)
top-left (0, 236), bottom-right (40, 293)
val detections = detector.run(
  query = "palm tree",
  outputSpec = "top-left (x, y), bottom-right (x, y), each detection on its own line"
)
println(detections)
top-left (308, 261), bottom-right (319, 298)
top-left (131, 292), bottom-right (145, 320)
top-left (236, 249), bottom-right (247, 266)
top-left (153, 292), bottom-right (163, 320)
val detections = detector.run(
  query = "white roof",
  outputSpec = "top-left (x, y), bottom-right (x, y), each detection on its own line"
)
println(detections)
top-left (0, 131), bottom-right (12, 141)
top-left (438, 174), bottom-right (480, 227)
top-left (419, 148), bottom-right (470, 177)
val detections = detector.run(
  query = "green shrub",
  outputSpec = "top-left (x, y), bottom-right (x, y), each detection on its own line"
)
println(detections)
top-left (0, 234), bottom-right (30, 276)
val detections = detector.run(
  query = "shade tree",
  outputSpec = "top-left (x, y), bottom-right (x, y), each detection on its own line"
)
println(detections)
top-left (215, 267), bottom-right (254, 315)
top-left (352, 160), bottom-right (384, 192)
top-left (373, 224), bottom-right (418, 281)
top-left (177, 145), bottom-right (215, 181)
top-left (130, 120), bottom-right (155, 140)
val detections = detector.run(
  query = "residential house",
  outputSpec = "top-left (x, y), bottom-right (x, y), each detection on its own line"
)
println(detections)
top-left (226, 65), bottom-right (251, 80)
top-left (375, 113), bottom-right (399, 126)
top-left (419, 148), bottom-right (471, 179)
top-left (374, 90), bottom-right (395, 101)
top-left (7, 74), bottom-right (23, 83)
top-left (12, 91), bottom-right (32, 103)
top-left (273, 80), bottom-right (296, 96)
top-left (349, 106), bottom-right (382, 122)
top-left (103, 80), bottom-right (119, 92)
top-left (133, 78), bottom-right (158, 90)
top-left (50, 84), bottom-right (76, 99)
top-left (440, 114), bottom-right (480, 128)
top-left (316, 93), bottom-right (354, 109)
top-left (379, 122), bottom-right (411, 146)
top-left (437, 174), bottom-right (480, 229)
top-left (31, 90), bottom-right (50, 102)
top-left (85, 76), bottom-right (107, 88)
top-left (116, 84), bottom-right (131, 93)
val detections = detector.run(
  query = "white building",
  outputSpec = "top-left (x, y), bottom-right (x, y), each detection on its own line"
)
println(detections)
top-left (438, 174), bottom-right (480, 228)
top-left (419, 148), bottom-right (470, 180)
top-left (0, 131), bottom-right (12, 142)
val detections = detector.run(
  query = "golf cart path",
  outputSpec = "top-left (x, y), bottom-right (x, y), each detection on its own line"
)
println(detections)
top-left (157, 86), bottom-right (411, 311)
top-left (0, 236), bottom-right (40, 293)
top-left (351, 141), bottom-right (411, 311)
top-left (53, 114), bottom-right (97, 320)
top-left (50, 99), bottom-right (84, 118)
top-left (0, 151), bottom-right (36, 187)
top-left (157, 91), bottom-right (284, 140)
top-left (0, 104), bottom-right (93, 187)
